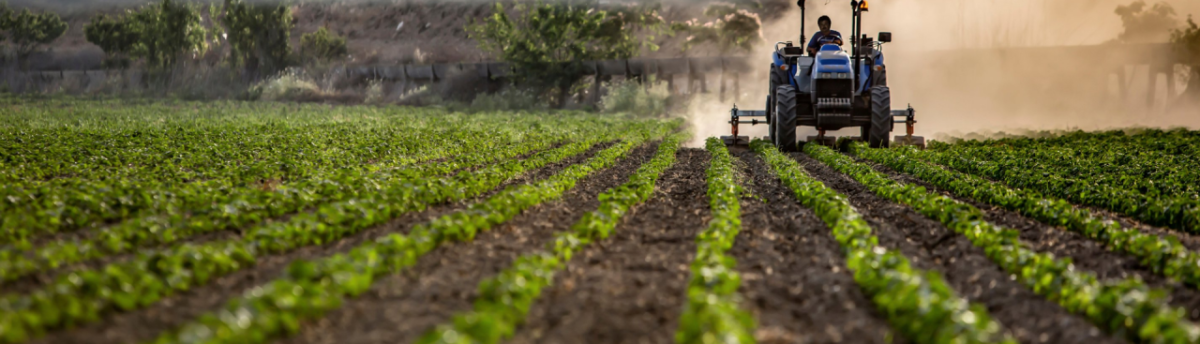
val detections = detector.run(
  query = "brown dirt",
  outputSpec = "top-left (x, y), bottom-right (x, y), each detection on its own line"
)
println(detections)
top-left (857, 157), bottom-right (1200, 322)
top-left (729, 150), bottom-right (901, 344)
top-left (790, 152), bottom-right (1127, 344)
top-left (26, 141), bottom-right (613, 344)
top-left (508, 148), bottom-right (710, 344)
top-left (278, 141), bottom-right (660, 344)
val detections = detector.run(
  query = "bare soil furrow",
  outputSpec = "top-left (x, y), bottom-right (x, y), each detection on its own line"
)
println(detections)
top-left (730, 149), bottom-right (900, 344)
top-left (508, 148), bottom-right (710, 344)
top-left (790, 152), bottom-right (1126, 344)
top-left (860, 157), bottom-right (1200, 321)
top-left (279, 141), bottom-right (659, 344)
top-left (26, 142), bottom-right (613, 344)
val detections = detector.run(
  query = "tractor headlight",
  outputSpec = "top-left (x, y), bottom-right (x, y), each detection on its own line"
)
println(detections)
top-left (836, 73), bottom-right (849, 79)
top-left (821, 73), bottom-right (832, 79)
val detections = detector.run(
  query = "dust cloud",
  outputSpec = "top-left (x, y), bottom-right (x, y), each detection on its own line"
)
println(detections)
top-left (679, 0), bottom-right (1200, 145)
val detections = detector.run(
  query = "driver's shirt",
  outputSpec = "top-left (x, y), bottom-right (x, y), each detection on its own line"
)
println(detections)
top-left (807, 30), bottom-right (843, 51)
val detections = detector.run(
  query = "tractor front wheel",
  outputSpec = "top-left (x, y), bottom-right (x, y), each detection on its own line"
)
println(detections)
top-left (868, 86), bottom-right (892, 149)
top-left (774, 85), bottom-right (798, 152)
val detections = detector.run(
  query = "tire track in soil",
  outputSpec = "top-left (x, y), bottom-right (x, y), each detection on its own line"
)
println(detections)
top-left (858, 157), bottom-right (1200, 322)
top-left (26, 142), bottom-right (617, 344)
top-left (508, 148), bottom-right (710, 344)
top-left (730, 150), bottom-right (900, 344)
top-left (790, 152), bottom-right (1126, 344)
top-left (4, 142), bottom-right (574, 295)
top-left (279, 141), bottom-right (660, 344)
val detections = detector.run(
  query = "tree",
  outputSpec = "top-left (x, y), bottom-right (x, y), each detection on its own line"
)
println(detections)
top-left (467, 2), bottom-right (665, 106)
top-left (671, 4), bottom-right (762, 54)
top-left (1115, 1), bottom-right (1177, 43)
top-left (300, 27), bottom-right (347, 63)
top-left (1172, 16), bottom-right (1200, 100)
top-left (84, 14), bottom-right (139, 68)
top-left (83, 0), bottom-right (207, 69)
top-left (220, 0), bottom-right (294, 77)
top-left (4, 8), bottom-right (67, 67)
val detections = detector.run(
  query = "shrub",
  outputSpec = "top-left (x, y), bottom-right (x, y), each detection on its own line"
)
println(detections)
top-left (253, 68), bottom-right (321, 101)
top-left (300, 27), bottom-right (347, 63)
top-left (467, 2), bottom-right (665, 107)
top-left (220, 0), bottom-right (294, 76)
top-left (600, 79), bottom-right (669, 117)
top-left (1173, 16), bottom-right (1200, 98)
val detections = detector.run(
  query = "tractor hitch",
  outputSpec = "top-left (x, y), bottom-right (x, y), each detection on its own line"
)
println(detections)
top-left (890, 104), bottom-right (925, 148)
top-left (721, 104), bottom-right (767, 146)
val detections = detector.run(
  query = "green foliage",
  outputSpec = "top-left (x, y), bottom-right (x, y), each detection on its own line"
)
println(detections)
top-left (299, 27), bottom-right (347, 63)
top-left (1173, 16), bottom-right (1200, 66)
top-left (600, 79), bottom-right (670, 117)
top-left (671, 4), bottom-right (763, 54)
top-left (0, 100), bottom-right (677, 343)
top-left (83, 0), bottom-right (208, 69)
top-left (418, 132), bottom-right (686, 344)
top-left (220, 0), bottom-right (294, 75)
top-left (148, 123), bottom-right (675, 344)
top-left (1115, 1), bottom-right (1178, 43)
top-left (805, 142), bottom-right (1200, 343)
top-left (83, 14), bottom-right (139, 68)
top-left (859, 142), bottom-right (1200, 292)
top-left (467, 2), bottom-right (666, 104)
top-left (921, 129), bottom-right (1200, 233)
top-left (675, 138), bottom-right (757, 344)
top-left (1, 8), bottom-right (67, 62)
top-left (754, 140), bottom-right (1013, 344)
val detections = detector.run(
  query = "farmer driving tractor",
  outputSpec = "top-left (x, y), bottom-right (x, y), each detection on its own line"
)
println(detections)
top-left (806, 15), bottom-right (844, 56)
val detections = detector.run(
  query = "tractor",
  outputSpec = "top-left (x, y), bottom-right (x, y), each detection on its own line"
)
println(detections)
top-left (722, 0), bottom-right (924, 150)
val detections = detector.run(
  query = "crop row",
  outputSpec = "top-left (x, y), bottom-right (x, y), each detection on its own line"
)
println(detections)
top-left (147, 125), bottom-right (673, 344)
top-left (933, 128), bottom-right (1200, 155)
top-left (416, 133), bottom-right (686, 344)
top-left (0, 101), bottom-right (484, 185)
top-left (857, 144), bottom-right (1200, 288)
top-left (0, 120), bottom-right (677, 343)
top-left (911, 146), bottom-right (1200, 233)
top-left (926, 136), bottom-right (1200, 203)
top-left (0, 114), bottom-right (608, 245)
top-left (805, 143), bottom-right (1200, 343)
top-left (0, 123), bottom-right (584, 283)
top-left (673, 138), bottom-right (757, 343)
top-left (754, 141), bottom-right (1012, 343)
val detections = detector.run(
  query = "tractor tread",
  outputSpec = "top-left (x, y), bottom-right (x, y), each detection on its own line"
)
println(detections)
top-left (775, 85), bottom-right (798, 152)
top-left (869, 86), bottom-right (891, 148)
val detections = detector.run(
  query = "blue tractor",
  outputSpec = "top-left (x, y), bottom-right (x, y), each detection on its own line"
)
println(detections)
top-left (722, 0), bottom-right (924, 150)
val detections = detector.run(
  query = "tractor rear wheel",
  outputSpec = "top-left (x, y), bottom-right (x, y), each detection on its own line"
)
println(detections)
top-left (868, 86), bottom-right (892, 148)
top-left (774, 85), bottom-right (798, 152)
top-left (767, 90), bottom-right (776, 144)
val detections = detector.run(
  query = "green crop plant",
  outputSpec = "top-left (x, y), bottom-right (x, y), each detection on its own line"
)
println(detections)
top-left (805, 143), bottom-right (1200, 343)
top-left (754, 140), bottom-right (1012, 344)
top-left (418, 133), bottom-right (687, 344)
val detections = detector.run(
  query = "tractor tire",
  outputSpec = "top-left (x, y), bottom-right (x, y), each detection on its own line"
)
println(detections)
top-left (767, 96), bottom-right (776, 143)
top-left (869, 86), bottom-right (892, 148)
top-left (774, 85), bottom-right (798, 152)
top-left (767, 65), bottom-right (784, 143)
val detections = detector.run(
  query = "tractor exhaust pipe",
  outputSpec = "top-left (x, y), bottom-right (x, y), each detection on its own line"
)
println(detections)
top-left (797, 0), bottom-right (805, 50)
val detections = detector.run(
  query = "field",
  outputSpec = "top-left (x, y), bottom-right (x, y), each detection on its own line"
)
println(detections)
top-left (2, 98), bottom-right (1200, 344)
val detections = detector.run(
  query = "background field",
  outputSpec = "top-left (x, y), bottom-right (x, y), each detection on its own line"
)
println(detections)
top-left (2, 97), bottom-right (1200, 343)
